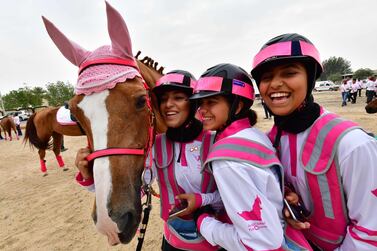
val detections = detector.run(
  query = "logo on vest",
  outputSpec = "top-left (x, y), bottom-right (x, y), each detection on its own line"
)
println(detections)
top-left (237, 196), bottom-right (267, 231)
top-left (372, 189), bottom-right (377, 197)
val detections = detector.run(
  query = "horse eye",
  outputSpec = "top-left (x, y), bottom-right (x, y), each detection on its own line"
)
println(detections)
top-left (136, 95), bottom-right (146, 109)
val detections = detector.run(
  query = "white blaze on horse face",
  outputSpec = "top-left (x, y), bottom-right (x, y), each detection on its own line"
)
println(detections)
top-left (78, 91), bottom-right (121, 245)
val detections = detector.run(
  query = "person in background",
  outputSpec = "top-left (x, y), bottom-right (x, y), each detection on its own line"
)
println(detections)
top-left (350, 78), bottom-right (358, 104)
top-left (13, 112), bottom-right (22, 136)
top-left (346, 77), bottom-right (352, 102)
top-left (356, 79), bottom-right (362, 97)
top-left (251, 33), bottom-right (377, 251)
top-left (340, 80), bottom-right (348, 107)
top-left (366, 76), bottom-right (376, 103)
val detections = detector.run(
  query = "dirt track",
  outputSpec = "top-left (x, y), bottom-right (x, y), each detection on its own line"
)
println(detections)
top-left (0, 91), bottom-right (375, 250)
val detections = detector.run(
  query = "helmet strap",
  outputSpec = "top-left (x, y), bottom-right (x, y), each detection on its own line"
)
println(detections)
top-left (223, 95), bottom-right (241, 130)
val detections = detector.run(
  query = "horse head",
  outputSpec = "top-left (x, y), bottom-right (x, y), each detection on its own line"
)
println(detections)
top-left (365, 99), bottom-right (377, 114)
top-left (43, 2), bottom-right (154, 245)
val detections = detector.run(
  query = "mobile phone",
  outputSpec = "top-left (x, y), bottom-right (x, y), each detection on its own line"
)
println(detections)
top-left (168, 201), bottom-right (188, 219)
top-left (168, 207), bottom-right (187, 219)
top-left (284, 199), bottom-right (308, 222)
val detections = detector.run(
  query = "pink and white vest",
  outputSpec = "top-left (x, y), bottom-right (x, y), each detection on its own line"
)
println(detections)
top-left (203, 135), bottom-right (312, 250)
top-left (269, 112), bottom-right (360, 250)
top-left (154, 131), bottom-right (219, 251)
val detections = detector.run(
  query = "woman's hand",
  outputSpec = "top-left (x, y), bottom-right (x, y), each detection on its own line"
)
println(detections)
top-left (284, 189), bottom-right (310, 230)
top-left (75, 147), bottom-right (93, 180)
top-left (173, 193), bottom-right (200, 217)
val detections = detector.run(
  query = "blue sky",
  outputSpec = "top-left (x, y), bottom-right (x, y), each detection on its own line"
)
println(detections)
top-left (1, 0), bottom-right (376, 94)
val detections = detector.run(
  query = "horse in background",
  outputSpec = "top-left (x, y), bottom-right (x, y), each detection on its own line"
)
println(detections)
top-left (42, 2), bottom-right (165, 245)
top-left (365, 98), bottom-right (377, 114)
top-left (24, 106), bottom-right (83, 174)
top-left (0, 116), bottom-right (19, 141)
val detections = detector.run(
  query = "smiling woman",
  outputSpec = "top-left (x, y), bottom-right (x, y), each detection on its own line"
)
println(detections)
top-left (251, 33), bottom-right (377, 251)
top-left (258, 62), bottom-right (308, 116)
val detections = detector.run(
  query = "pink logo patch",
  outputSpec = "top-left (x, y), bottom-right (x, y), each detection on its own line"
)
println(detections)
top-left (237, 196), bottom-right (262, 221)
top-left (372, 189), bottom-right (377, 197)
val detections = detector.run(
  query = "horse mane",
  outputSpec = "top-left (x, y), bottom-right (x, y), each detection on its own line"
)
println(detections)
top-left (135, 51), bottom-right (164, 74)
top-left (134, 50), bottom-right (167, 133)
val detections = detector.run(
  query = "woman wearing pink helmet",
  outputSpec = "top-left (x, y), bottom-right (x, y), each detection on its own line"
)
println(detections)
top-left (190, 63), bottom-right (311, 250)
top-left (251, 33), bottom-right (377, 250)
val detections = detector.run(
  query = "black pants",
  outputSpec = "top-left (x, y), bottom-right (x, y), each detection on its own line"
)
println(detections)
top-left (16, 124), bottom-right (22, 136)
top-left (366, 90), bottom-right (374, 103)
top-left (347, 91), bottom-right (351, 101)
top-left (350, 92), bottom-right (357, 103)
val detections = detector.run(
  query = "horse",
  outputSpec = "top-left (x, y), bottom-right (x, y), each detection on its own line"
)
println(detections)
top-left (42, 2), bottom-right (166, 246)
top-left (365, 98), bottom-right (377, 114)
top-left (0, 116), bottom-right (19, 141)
top-left (23, 53), bottom-right (166, 175)
top-left (24, 106), bottom-right (83, 174)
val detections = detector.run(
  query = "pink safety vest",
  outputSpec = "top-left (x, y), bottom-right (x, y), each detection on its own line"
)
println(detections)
top-left (204, 136), bottom-right (313, 250)
top-left (154, 131), bottom-right (219, 251)
top-left (269, 112), bottom-right (360, 250)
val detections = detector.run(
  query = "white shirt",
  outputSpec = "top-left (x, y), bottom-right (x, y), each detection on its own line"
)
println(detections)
top-left (278, 110), bottom-right (377, 251)
top-left (366, 80), bottom-right (375, 91)
top-left (340, 84), bottom-right (348, 93)
top-left (13, 116), bottom-right (20, 125)
top-left (199, 128), bottom-right (285, 251)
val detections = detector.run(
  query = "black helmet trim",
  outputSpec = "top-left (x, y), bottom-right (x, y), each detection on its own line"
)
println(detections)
top-left (251, 40), bottom-right (323, 82)
top-left (190, 76), bottom-right (254, 100)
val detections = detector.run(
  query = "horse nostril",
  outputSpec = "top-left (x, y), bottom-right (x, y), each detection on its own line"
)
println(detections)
top-left (117, 212), bottom-right (133, 231)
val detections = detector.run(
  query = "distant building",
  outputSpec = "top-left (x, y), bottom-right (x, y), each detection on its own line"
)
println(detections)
top-left (341, 73), bottom-right (353, 79)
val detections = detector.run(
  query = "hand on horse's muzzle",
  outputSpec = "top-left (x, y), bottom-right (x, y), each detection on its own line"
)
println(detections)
top-left (75, 147), bottom-right (93, 179)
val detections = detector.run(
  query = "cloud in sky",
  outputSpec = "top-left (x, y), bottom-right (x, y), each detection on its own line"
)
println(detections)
top-left (1, 0), bottom-right (376, 94)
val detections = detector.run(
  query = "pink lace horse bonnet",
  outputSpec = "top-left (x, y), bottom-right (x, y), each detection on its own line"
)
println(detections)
top-left (42, 1), bottom-right (141, 95)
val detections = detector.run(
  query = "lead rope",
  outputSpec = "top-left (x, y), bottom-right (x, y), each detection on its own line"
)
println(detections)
top-left (136, 182), bottom-right (152, 251)
top-left (136, 86), bottom-right (155, 251)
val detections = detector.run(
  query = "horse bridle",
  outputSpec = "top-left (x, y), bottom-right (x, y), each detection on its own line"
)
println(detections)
top-left (79, 59), bottom-right (156, 251)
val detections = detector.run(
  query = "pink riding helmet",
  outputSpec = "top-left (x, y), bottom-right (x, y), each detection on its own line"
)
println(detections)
top-left (251, 33), bottom-right (323, 92)
top-left (190, 63), bottom-right (255, 101)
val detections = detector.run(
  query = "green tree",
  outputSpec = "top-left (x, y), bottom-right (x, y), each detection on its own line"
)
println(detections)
top-left (353, 68), bottom-right (374, 80)
top-left (327, 73), bottom-right (342, 83)
top-left (320, 56), bottom-right (352, 80)
top-left (2, 86), bottom-right (46, 109)
top-left (45, 81), bottom-right (74, 106)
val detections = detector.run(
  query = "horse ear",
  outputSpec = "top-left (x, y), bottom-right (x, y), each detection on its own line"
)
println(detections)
top-left (42, 16), bottom-right (90, 67)
top-left (105, 1), bottom-right (134, 60)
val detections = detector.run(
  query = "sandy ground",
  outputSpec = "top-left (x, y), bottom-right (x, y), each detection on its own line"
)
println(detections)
top-left (1, 91), bottom-right (375, 251)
